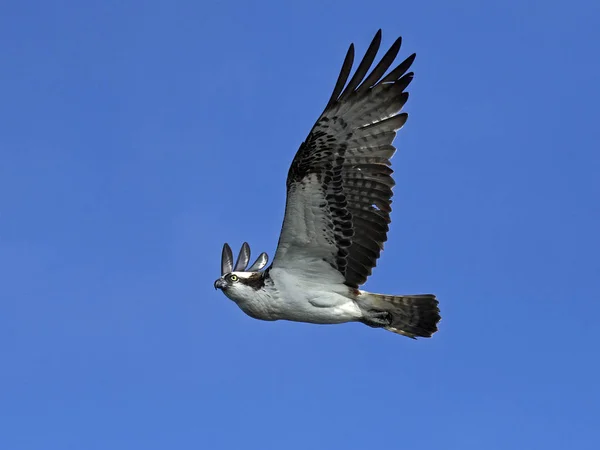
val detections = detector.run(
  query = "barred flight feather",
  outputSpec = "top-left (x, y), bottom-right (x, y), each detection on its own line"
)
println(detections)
top-left (273, 30), bottom-right (416, 288)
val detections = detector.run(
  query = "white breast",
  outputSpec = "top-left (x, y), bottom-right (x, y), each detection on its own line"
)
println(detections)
top-left (266, 267), bottom-right (362, 324)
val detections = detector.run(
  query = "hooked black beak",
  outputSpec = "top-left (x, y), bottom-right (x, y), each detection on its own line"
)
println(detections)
top-left (214, 279), bottom-right (226, 290)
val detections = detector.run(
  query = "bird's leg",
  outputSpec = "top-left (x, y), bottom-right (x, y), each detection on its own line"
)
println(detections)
top-left (361, 310), bottom-right (393, 328)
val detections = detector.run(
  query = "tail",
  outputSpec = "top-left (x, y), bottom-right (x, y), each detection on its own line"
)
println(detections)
top-left (358, 292), bottom-right (441, 338)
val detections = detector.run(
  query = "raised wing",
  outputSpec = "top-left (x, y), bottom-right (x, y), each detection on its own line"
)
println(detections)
top-left (272, 30), bottom-right (415, 288)
top-left (221, 242), bottom-right (269, 275)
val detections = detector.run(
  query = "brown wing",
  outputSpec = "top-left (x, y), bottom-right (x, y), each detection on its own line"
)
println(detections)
top-left (273, 30), bottom-right (415, 288)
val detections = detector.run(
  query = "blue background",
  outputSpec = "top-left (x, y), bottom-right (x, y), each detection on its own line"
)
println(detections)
top-left (2, 1), bottom-right (599, 448)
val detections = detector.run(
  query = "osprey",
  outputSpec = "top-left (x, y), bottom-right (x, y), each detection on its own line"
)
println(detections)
top-left (214, 30), bottom-right (440, 338)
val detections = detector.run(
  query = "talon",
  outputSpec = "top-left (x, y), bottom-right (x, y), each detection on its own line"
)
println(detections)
top-left (362, 310), bottom-right (393, 328)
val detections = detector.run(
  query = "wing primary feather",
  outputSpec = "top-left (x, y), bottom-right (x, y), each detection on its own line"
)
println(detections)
top-left (356, 36), bottom-right (402, 95)
top-left (247, 252), bottom-right (269, 272)
top-left (359, 112), bottom-right (408, 131)
top-left (338, 29), bottom-right (382, 102)
top-left (381, 53), bottom-right (416, 84)
top-left (324, 44), bottom-right (355, 111)
top-left (221, 243), bottom-right (234, 275)
top-left (233, 242), bottom-right (251, 271)
top-left (393, 72), bottom-right (415, 93)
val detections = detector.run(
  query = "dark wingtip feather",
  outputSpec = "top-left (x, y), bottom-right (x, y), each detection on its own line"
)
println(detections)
top-left (247, 252), bottom-right (269, 272)
top-left (338, 30), bottom-right (382, 103)
top-left (395, 72), bottom-right (415, 92)
top-left (233, 242), bottom-right (251, 271)
top-left (325, 43), bottom-right (355, 111)
top-left (325, 32), bottom-right (414, 113)
top-left (356, 35), bottom-right (402, 95)
top-left (381, 53), bottom-right (416, 84)
top-left (221, 243), bottom-right (234, 276)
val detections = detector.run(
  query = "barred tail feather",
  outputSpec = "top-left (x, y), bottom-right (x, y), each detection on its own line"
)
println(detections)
top-left (359, 292), bottom-right (441, 338)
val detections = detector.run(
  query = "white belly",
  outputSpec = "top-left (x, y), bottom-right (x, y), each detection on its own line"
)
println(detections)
top-left (266, 267), bottom-right (363, 324)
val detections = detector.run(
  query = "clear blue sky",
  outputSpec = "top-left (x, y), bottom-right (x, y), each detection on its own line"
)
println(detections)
top-left (2, 1), bottom-right (599, 449)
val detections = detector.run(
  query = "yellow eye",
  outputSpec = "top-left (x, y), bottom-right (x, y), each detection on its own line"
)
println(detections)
top-left (230, 275), bottom-right (238, 282)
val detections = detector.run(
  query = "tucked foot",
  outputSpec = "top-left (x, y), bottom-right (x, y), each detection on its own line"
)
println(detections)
top-left (361, 310), bottom-right (393, 328)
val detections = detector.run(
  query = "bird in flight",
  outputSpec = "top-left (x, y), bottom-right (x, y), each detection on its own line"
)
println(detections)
top-left (214, 30), bottom-right (440, 338)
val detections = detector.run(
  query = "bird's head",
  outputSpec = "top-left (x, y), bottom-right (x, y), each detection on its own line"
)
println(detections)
top-left (214, 242), bottom-right (269, 302)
